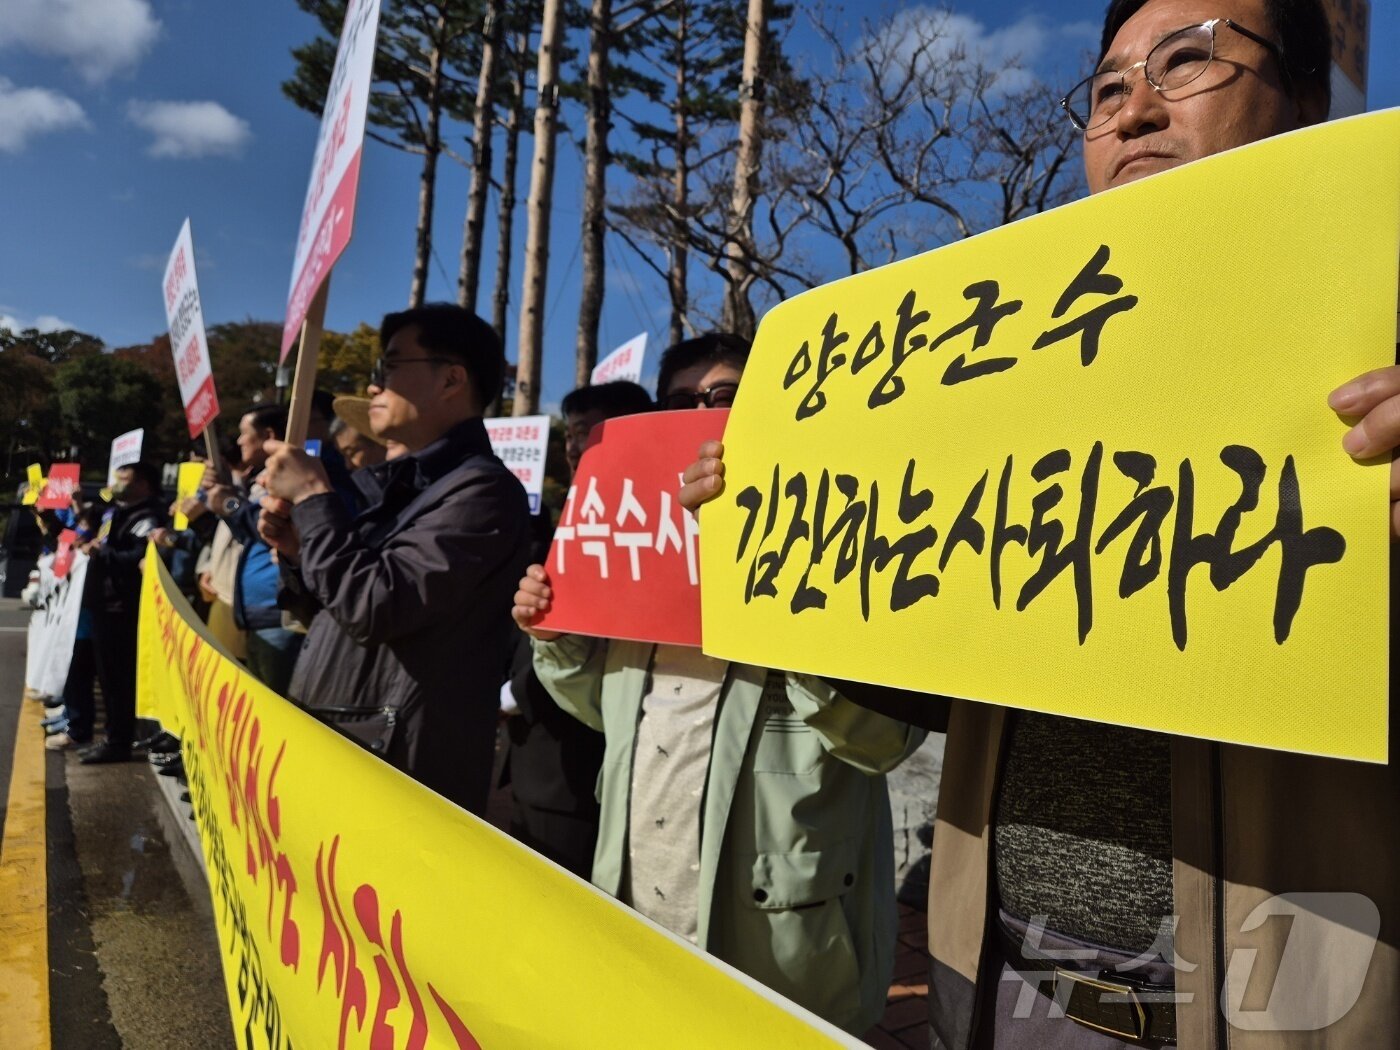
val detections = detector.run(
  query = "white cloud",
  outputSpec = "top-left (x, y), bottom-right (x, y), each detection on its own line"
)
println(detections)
top-left (1, 0), bottom-right (160, 83)
top-left (873, 9), bottom-right (1096, 96)
top-left (0, 308), bottom-right (78, 333)
top-left (127, 100), bottom-right (252, 159)
top-left (0, 78), bottom-right (88, 152)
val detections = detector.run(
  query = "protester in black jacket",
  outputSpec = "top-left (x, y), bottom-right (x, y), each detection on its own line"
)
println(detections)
top-left (80, 461), bottom-right (168, 764)
top-left (498, 380), bottom-right (652, 874)
top-left (258, 304), bottom-right (530, 814)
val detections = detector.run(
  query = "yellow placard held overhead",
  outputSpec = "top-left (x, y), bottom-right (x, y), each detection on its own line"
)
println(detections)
top-left (136, 552), bottom-right (852, 1049)
top-left (701, 112), bottom-right (1400, 763)
top-left (172, 461), bottom-right (206, 531)
top-left (22, 464), bottom-right (43, 506)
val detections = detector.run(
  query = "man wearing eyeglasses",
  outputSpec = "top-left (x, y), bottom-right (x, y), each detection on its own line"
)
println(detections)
top-left (681, 0), bottom-right (1396, 1047)
top-left (256, 303), bottom-right (531, 815)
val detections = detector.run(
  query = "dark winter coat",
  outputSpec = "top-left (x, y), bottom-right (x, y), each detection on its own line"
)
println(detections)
top-left (283, 418), bottom-right (531, 814)
top-left (88, 494), bottom-right (167, 613)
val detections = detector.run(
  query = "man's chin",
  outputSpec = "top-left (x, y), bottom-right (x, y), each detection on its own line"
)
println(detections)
top-left (368, 406), bottom-right (394, 442)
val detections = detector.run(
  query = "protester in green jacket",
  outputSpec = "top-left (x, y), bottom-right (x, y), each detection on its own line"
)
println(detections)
top-left (513, 333), bottom-right (926, 1034)
top-left (529, 634), bottom-right (923, 1034)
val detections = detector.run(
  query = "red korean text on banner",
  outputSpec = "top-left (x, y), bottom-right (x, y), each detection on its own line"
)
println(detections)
top-left (54, 530), bottom-right (78, 580)
top-left (536, 410), bottom-right (727, 647)
top-left (37, 464), bottom-right (81, 511)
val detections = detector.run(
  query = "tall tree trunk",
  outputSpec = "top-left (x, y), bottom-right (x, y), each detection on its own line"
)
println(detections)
top-left (409, 15), bottom-right (448, 308)
top-left (667, 1), bottom-right (691, 347)
top-left (492, 26), bottom-right (530, 348)
top-left (575, 0), bottom-right (613, 388)
top-left (722, 0), bottom-right (766, 338)
top-left (458, 0), bottom-right (503, 310)
top-left (514, 0), bottom-right (564, 415)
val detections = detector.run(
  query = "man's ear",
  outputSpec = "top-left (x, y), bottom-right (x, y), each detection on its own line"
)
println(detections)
top-left (442, 361), bottom-right (478, 409)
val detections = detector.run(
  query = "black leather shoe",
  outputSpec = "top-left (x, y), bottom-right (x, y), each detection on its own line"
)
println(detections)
top-left (78, 741), bottom-right (132, 764)
top-left (149, 750), bottom-right (182, 768)
top-left (134, 731), bottom-right (180, 755)
top-left (156, 757), bottom-right (185, 778)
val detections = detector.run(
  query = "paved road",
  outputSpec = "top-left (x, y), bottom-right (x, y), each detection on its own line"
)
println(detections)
top-left (0, 598), bottom-right (234, 1050)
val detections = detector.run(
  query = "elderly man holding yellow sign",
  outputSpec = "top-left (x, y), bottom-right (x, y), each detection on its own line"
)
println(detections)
top-left (683, 0), bottom-right (1397, 1046)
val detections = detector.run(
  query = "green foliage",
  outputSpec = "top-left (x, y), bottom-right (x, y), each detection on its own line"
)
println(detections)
top-left (206, 320), bottom-right (284, 407)
top-left (319, 322), bottom-right (380, 394)
top-left (0, 341), bottom-right (61, 467)
top-left (612, 0), bottom-right (760, 178)
top-left (52, 353), bottom-right (166, 469)
top-left (284, 0), bottom-right (485, 155)
top-left (0, 327), bottom-right (105, 478)
top-left (0, 320), bottom-right (296, 489)
top-left (103, 320), bottom-right (284, 463)
top-left (0, 326), bottom-right (104, 365)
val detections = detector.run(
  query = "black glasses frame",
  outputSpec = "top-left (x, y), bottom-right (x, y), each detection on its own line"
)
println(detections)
top-left (369, 355), bottom-right (452, 389)
top-left (1058, 18), bottom-right (1286, 132)
top-left (660, 381), bottom-right (740, 411)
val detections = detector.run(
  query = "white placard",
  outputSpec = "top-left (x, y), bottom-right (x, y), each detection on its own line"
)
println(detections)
top-left (281, 0), bottom-right (382, 360)
top-left (485, 416), bottom-right (550, 515)
top-left (163, 219), bottom-right (220, 437)
top-left (106, 429), bottom-right (145, 486)
top-left (25, 552), bottom-right (89, 698)
top-left (591, 332), bottom-right (647, 386)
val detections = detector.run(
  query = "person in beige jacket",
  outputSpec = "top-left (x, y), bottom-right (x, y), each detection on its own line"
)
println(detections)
top-left (199, 512), bottom-right (246, 661)
top-left (680, 0), bottom-right (1398, 1045)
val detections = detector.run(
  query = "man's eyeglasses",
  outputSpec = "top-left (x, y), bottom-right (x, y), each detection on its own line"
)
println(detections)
top-left (1059, 18), bottom-right (1284, 132)
top-left (660, 382), bottom-right (740, 411)
top-left (368, 355), bottom-right (451, 389)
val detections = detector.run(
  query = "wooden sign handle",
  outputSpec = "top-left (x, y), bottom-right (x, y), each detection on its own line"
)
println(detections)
top-left (285, 275), bottom-right (332, 448)
top-left (201, 420), bottom-right (227, 481)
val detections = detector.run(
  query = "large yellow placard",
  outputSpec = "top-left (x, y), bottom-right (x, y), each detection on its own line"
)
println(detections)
top-left (701, 112), bottom-right (1399, 763)
top-left (137, 551), bottom-right (851, 1048)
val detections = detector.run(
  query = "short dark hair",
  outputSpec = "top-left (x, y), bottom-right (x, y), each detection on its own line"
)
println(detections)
top-left (118, 460), bottom-right (162, 493)
top-left (243, 403), bottom-right (288, 440)
top-left (561, 380), bottom-right (654, 420)
top-left (656, 332), bottom-right (751, 401)
top-left (1098, 0), bottom-right (1331, 111)
top-left (311, 388), bottom-right (336, 421)
top-left (379, 303), bottom-right (504, 411)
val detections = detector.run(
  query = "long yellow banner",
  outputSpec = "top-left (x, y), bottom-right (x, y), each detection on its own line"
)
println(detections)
top-left (137, 550), bottom-right (852, 1048)
top-left (701, 112), bottom-right (1399, 763)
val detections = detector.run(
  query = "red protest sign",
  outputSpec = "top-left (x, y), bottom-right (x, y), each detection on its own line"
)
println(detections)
top-left (164, 219), bottom-right (220, 438)
top-left (536, 410), bottom-right (727, 647)
top-left (37, 464), bottom-right (81, 511)
top-left (54, 529), bottom-right (78, 579)
top-left (281, 0), bottom-right (382, 360)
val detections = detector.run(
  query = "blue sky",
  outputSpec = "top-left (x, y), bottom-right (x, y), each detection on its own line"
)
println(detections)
top-left (1, 1), bottom-right (1396, 410)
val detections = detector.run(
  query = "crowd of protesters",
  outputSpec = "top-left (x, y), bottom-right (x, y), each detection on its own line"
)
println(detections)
top-left (17, 0), bottom-right (1400, 1045)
